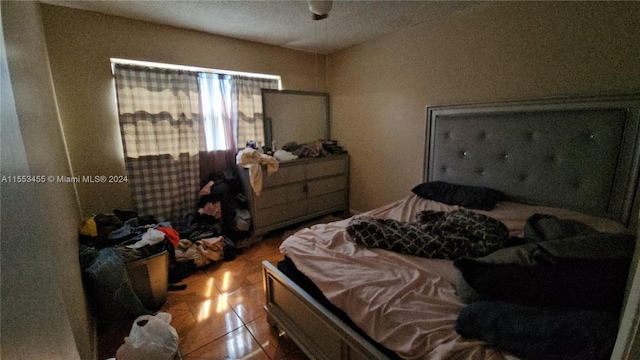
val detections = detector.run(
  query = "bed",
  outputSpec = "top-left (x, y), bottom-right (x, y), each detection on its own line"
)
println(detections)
top-left (262, 94), bottom-right (640, 360)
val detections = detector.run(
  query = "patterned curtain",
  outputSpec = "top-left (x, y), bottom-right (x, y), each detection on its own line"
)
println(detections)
top-left (113, 64), bottom-right (202, 228)
top-left (233, 76), bottom-right (280, 148)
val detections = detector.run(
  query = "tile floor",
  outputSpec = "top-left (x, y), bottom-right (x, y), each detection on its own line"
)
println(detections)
top-left (98, 215), bottom-right (347, 359)
top-left (162, 231), bottom-right (308, 360)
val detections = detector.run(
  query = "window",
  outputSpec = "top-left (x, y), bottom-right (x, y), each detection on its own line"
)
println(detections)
top-left (111, 58), bottom-right (281, 153)
top-left (199, 74), bottom-right (232, 151)
top-left (110, 59), bottom-right (281, 227)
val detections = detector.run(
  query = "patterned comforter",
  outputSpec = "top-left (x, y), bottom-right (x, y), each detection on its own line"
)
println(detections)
top-left (346, 209), bottom-right (509, 260)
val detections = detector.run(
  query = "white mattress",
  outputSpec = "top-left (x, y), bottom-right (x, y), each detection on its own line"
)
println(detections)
top-left (280, 194), bottom-right (627, 360)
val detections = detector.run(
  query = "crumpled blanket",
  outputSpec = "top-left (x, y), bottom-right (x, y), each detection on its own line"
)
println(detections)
top-left (236, 147), bottom-right (279, 195)
top-left (346, 209), bottom-right (508, 260)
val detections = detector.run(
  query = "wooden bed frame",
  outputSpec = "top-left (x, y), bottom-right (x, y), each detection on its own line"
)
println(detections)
top-left (262, 94), bottom-right (640, 360)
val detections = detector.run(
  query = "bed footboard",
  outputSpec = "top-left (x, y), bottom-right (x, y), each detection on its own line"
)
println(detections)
top-left (262, 260), bottom-right (389, 360)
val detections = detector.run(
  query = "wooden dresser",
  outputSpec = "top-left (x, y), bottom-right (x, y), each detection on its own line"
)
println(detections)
top-left (237, 154), bottom-right (349, 236)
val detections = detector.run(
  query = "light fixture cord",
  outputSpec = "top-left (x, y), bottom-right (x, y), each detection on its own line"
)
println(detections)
top-left (324, 17), bottom-right (329, 90)
top-left (315, 20), bottom-right (319, 90)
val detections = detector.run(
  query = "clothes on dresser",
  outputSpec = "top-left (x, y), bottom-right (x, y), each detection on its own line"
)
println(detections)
top-left (282, 140), bottom-right (328, 158)
top-left (236, 147), bottom-right (279, 195)
top-left (274, 149), bottom-right (299, 162)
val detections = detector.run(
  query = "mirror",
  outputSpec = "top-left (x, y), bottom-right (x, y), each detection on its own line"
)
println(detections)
top-left (262, 89), bottom-right (329, 151)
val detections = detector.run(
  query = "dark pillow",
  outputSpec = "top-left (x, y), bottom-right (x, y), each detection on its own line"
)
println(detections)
top-left (411, 181), bottom-right (505, 210)
top-left (456, 301), bottom-right (618, 360)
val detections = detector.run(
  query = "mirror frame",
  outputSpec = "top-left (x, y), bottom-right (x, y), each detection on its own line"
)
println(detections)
top-left (262, 89), bottom-right (330, 151)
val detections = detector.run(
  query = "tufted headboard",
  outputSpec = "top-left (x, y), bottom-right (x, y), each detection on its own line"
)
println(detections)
top-left (424, 94), bottom-right (640, 227)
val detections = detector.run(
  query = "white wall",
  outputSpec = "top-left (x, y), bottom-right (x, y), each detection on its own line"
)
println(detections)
top-left (1, 2), bottom-right (89, 359)
top-left (329, 1), bottom-right (640, 212)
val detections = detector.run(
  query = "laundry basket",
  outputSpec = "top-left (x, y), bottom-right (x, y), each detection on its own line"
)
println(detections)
top-left (126, 250), bottom-right (169, 311)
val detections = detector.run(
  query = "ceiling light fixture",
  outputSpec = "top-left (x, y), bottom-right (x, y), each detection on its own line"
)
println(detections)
top-left (308, 0), bottom-right (333, 20)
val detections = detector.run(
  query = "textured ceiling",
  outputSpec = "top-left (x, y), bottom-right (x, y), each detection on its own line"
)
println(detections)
top-left (41, 0), bottom-right (480, 54)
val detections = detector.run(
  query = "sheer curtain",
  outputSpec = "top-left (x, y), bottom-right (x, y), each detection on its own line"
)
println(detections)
top-left (198, 73), bottom-right (236, 179)
top-left (198, 74), bottom-right (279, 179)
top-left (113, 64), bottom-right (202, 228)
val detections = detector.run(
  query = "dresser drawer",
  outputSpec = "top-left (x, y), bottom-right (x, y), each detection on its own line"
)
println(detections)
top-left (306, 190), bottom-right (347, 214)
top-left (262, 165), bottom-right (306, 188)
top-left (240, 154), bottom-right (349, 235)
top-left (306, 158), bottom-right (346, 179)
top-left (307, 175), bottom-right (347, 197)
top-left (255, 183), bottom-right (306, 210)
top-left (255, 203), bottom-right (307, 228)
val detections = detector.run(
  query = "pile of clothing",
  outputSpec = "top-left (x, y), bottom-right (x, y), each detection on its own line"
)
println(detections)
top-left (194, 169), bottom-right (251, 241)
top-left (79, 169), bottom-right (254, 327)
top-left (79, 211), bottom-right (182, 329)
top-left (78, 207), bottom-right (235, 327)
top-left (79, 211), bottom-right (177, 263)
top-left (282, 140), bottom-right (329, 158)
top-left (169, 169), bottom-right (250, 281)
top-left (169, 211), bottom-right (230, 283)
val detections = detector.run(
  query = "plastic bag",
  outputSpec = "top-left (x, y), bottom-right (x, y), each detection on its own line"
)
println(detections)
top-left (116, 312), bottom-right (179, 360)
